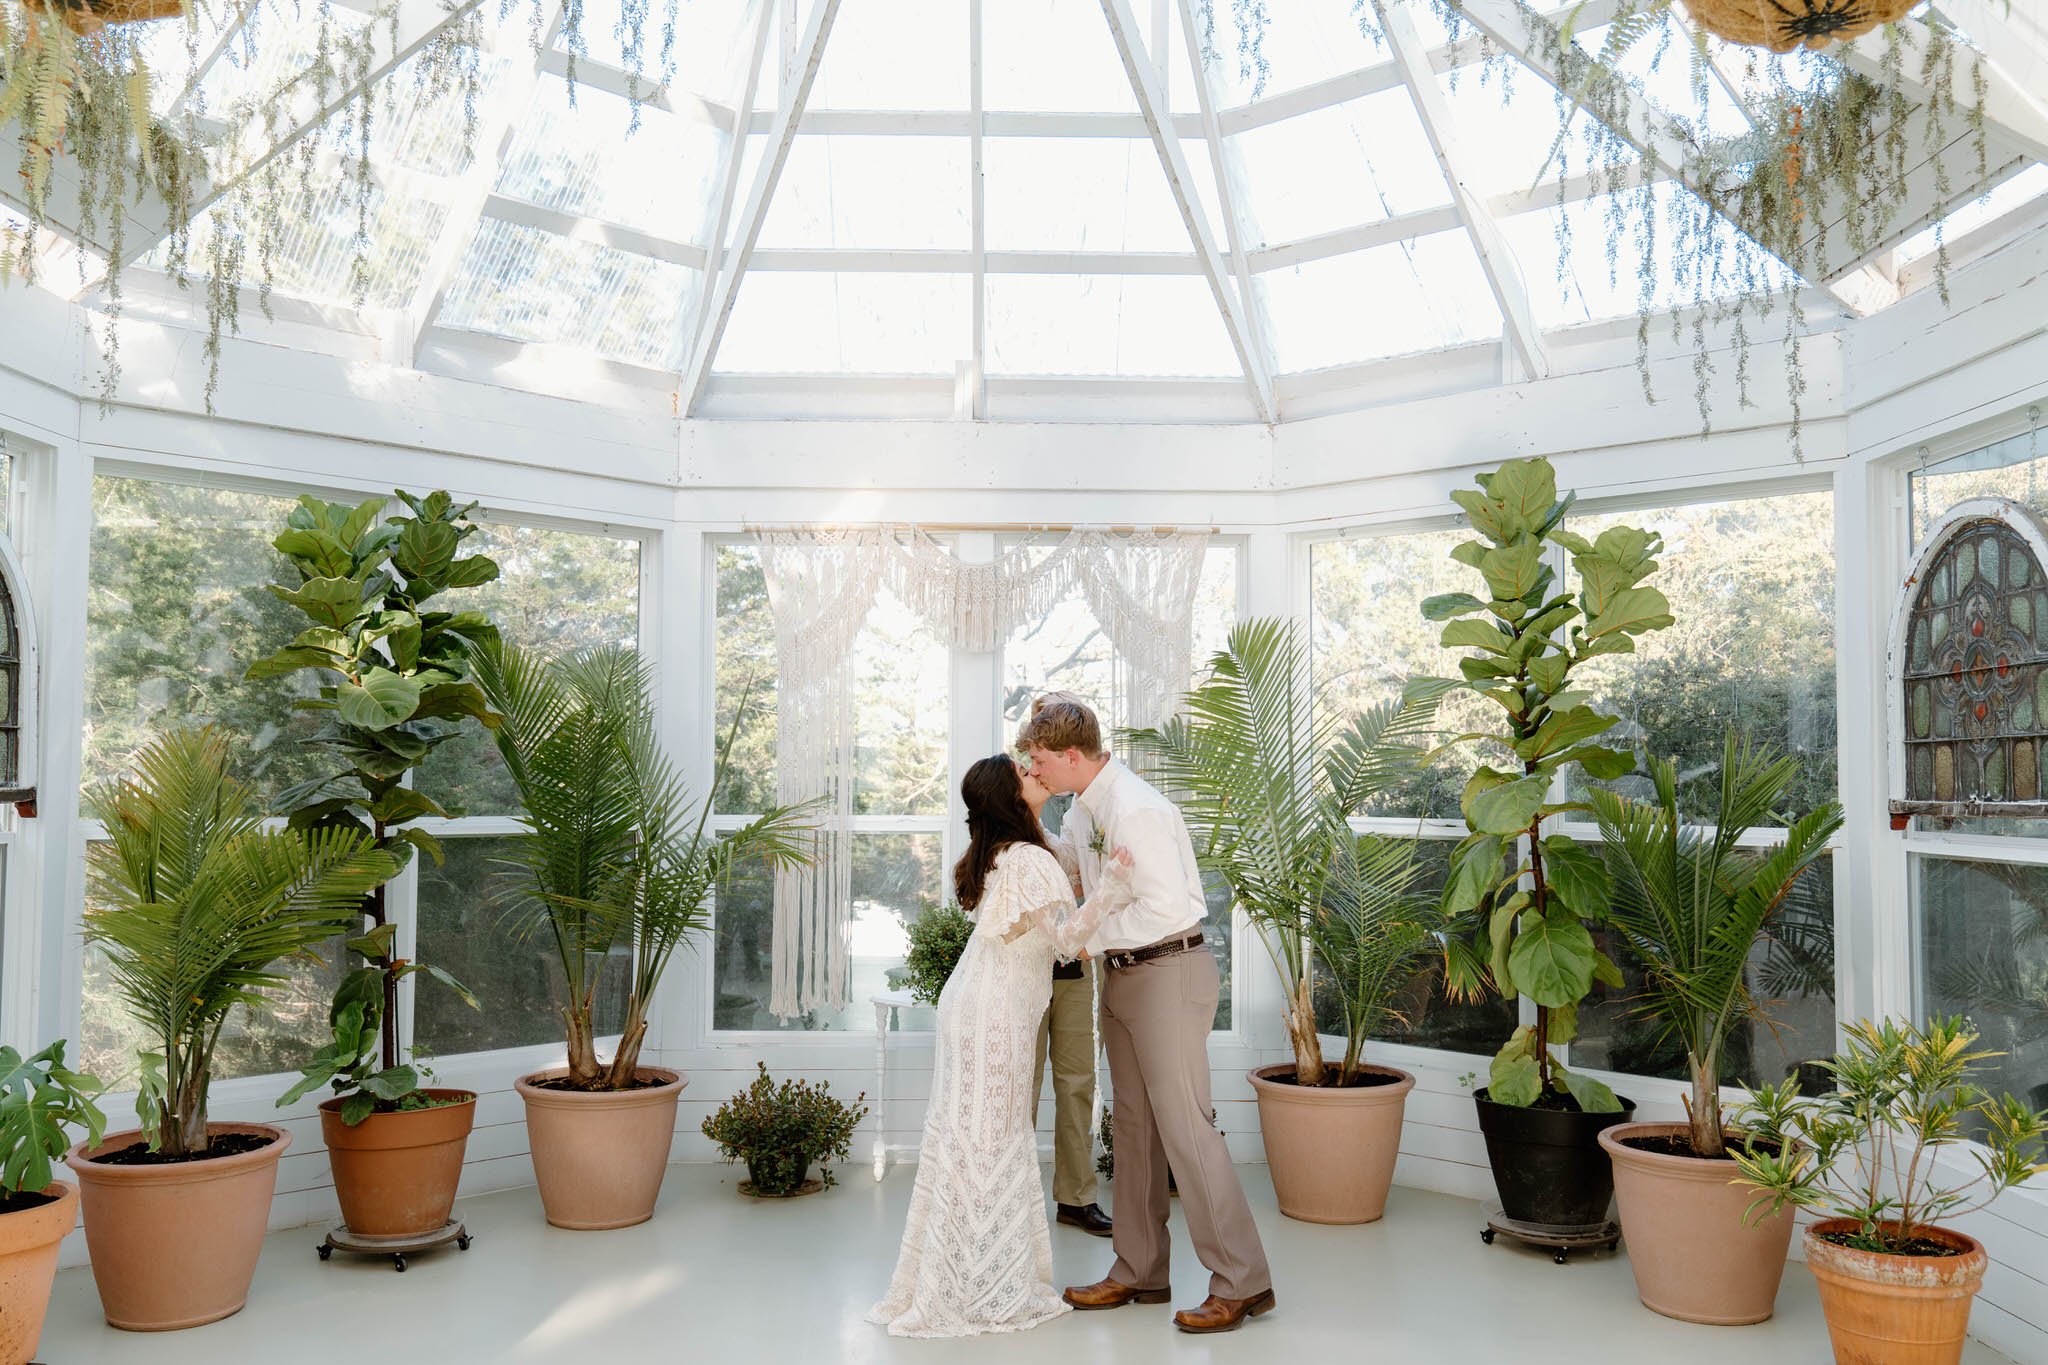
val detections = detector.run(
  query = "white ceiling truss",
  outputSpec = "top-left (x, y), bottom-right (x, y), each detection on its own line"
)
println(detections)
top-left (18, 0), bottom-right (2048, 422)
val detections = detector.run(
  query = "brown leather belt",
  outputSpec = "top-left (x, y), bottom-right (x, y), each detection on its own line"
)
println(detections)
top-left (1102, 931), bottom-right (1204, 972)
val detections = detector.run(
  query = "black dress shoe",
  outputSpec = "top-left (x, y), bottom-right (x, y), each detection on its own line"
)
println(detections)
top-left (1057, 1202), bottom-right (1114, 1237)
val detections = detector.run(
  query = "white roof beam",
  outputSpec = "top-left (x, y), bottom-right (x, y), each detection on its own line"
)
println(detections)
top-left (968, 0), bottom-right (988, 419)
top-left (1838, 14), bottom-right (2048, 166)
top-left (1100, 0), bottom-right (1274, 424)
top-left (484, 193), bottom-right (706, 267)
top-left (681, 0), bottom-right (845, 413)
top-left (1378, 0), bottom-right (1548, 380)
top-left (171, 2), bottom-right (262, 114)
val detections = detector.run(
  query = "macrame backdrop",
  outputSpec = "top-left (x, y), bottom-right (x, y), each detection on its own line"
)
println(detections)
top-left (756, 528), bottom-right (1211, 1018)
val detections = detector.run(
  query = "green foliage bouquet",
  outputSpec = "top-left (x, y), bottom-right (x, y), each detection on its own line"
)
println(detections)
top-left (899, 902), bottom-right (974, 1007)
top-left (1426, 456), bottom-right (1674, 1111)
top-left (701, 1062), bottom-right (869, 1196)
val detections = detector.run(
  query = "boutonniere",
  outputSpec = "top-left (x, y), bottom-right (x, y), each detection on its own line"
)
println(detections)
top-left (1088, 829), bottom-right (1107, 855)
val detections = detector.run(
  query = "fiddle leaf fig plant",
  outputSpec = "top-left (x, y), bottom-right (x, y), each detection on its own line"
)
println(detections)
top-left (1427, 456), bottom-right (1675, 1111)
top-left (250, 490), bottom-right (501, 1095)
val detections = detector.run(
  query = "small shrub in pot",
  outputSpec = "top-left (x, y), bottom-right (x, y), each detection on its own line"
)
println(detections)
top-left (702, 1063), bottom-right (870, 1197)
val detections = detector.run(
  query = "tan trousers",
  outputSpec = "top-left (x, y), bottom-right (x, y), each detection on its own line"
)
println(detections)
top-left (1100, 944), bottom-right (1270, 1301)
top-left (1031, 968), bottom-right (1099, 1207)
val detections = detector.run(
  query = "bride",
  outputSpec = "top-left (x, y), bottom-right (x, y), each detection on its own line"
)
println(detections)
top-left (867, 755), bottom-right (1135, 1339)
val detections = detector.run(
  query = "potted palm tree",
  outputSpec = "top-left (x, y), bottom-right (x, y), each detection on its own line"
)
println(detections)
top-left (1731, 1017), bottom-right (2048, 1365)
top-left (1588, 735), bottom-right (1842, 1324)
top-left (1126, 617), bottom-right (1446, 1224)
top-left (69, 728), bottom-right (393, 1330)
top-left (1, 1041), bottom-right (103, 1363)
top-left (474, 643), bottom-right (815, 1229)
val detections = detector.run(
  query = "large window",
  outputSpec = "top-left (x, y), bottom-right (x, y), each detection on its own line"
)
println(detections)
top-left (81, 478), bottom-right (643, 1082)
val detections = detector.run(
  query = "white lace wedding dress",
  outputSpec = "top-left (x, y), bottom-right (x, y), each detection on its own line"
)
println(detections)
top-left (866, 842), bottom-right (1116, 1339)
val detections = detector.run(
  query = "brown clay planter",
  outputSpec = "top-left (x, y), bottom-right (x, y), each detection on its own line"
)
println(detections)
top-left (0, 1180), bottom-right (77, 1365)
top-left (66, 1122), bottom-right (290, 1331)
top-left (1247, 1062), bottom-right (1414, 1225)
top-left (1600, 1121), bottom-right (1794, 1324)
top-left (1804, 1219), bottom-right (1987, 1365)
top-left (321, 1089), bottom-right (477, 1237)
top-left (516, 1067), bottom-right (685, 1230)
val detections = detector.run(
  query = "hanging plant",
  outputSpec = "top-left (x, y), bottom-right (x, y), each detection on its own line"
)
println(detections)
top-left (0, 0), bottom-right (676, 408)
top-left (1679, 0), bottom-right (1921, 54)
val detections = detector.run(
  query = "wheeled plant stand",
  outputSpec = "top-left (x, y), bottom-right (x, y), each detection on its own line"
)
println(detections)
top-left (1479, 1207), bottom-right (1620, 1265)
top-left (316, 1219), bottom-right (471, 1272)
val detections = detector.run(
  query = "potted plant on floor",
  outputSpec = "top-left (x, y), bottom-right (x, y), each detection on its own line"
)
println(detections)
top-left (701, 1063), bottom-right (869, 1197)
top-left (474, 642), bottom-right (816, 1229)
top-left (1731, 1017), bottom-right (2048, 1365)
top-left (251, 491), bottom-right (500, 1248)
top-left (1587, 733), bottom-right (1842, 1324)
top-left (1, 1041), bottom-right (103, 1364)
top-left (69, 728), bottom-right (394, 1330)
top-left (1125, 617), bottom-right (1446, 1224)
top-left (1425, 456), bottom-right (1674, 1232)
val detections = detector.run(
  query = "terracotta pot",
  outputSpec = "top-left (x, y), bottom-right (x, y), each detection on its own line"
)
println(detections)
top-left (66, 1122), bottom-right (290, 1331)
top-left (0, 1181), bottom-right (77, 1365)
top-left (516, 1068), bottom-right (685, 1230)
top-left (1600, 1122), bottom-right (1794, 1324)
top-left (1246, 1062), bottom-right (1414, 1224)
top-left (321, 1089), bottom-right (476, 1237)
top-left (1804, 1219), bottom-right (1987, 1365)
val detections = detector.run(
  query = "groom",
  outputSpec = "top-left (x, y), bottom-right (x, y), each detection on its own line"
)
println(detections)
top-left (1018, 696), bottom-right (1275, 1335)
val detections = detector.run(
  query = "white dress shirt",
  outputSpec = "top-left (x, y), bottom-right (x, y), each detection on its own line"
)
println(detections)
top-left (1053, 758), bottom-right (1208, 956)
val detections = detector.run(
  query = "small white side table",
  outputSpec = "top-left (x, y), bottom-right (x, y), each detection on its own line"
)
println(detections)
top-left (870, 988), bottom-right (919, 1180)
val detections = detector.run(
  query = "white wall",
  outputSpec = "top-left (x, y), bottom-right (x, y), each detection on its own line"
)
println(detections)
top-left (3, 230), bottom-right (2046, 1362)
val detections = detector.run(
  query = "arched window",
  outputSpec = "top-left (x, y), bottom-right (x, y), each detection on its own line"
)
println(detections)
top-left (1890, 497), bottom-right (2048, 823)
top-left (0, 529), bottom-right (34, 810)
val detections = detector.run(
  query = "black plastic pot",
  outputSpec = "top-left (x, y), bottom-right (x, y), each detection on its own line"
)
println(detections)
top-left (1473, 1087), bottom-right (1636, 1227)
top-left (744, 1154), bottom-right (814, 1196)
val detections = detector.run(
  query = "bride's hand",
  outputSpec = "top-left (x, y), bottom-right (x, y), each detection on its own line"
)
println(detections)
top-left (1099, 846), bottom-right (1136, 899)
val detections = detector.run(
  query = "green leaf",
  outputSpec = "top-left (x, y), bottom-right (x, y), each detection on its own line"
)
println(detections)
top-left (1467, 775), bottom-right (1548, 836)
top-left (1506, 908), bottom-right (1598, 1007)
top-left (245, 646), bottom-right (338, 681)
top-left (393, 827), bottom-right (445, 866)
top-left (1488, 897), bottom-right (1521, 991)
top-left (403, 963), bottom-right (481, 1012)
top-left (359, 1066), bottom-right (419, 1102)
top-left (345, 925), bottom-right (399, 962)
top-left (269, 576), bottom-right (365, 630)
top-left (338, 498), bottom-right (385, 552)
top-left (443, 555), bottom-right (500, 590)
top-left (1541, 838), bottom-right (1611, 917)
top-left (395, 519), bottom-right (460, 581)
top-left (1556, 1065), bottom-right (1623, 1113)
top-left (1459, 656), bottom-right (1517, 681)
top-left (1548, 999), bottom-right (1580, 1045)
top-left (369, 787), bottom-right (447, 826)
top-left (1422, 592), bottom-right (1487, 620)
top-left (1458, 458), bottom-right (1558, 543)
top-left (340, 1091), bottom-right (378, 1126)
top-left (1479, 540), bottom-right (1546, 603)
top-left (1443, 835), bottom-right (1502, 917)
top-left (1449, 540), bottom-right (1489, 569)
top-left (1550, 528), bottom-right (1593, 555)
top-left (1552, 744), bottom-right (1635, 780)
top-left (335, 668), bottom-right (422, 731)
top-left (1441, 618), bottom-right (1512, 654)
top-left (275, 528), bottom-right (354, 580)
top-left (1584, 585), bottom-right (1675, 641)
top-left (1489, 1050), bottom-right (1542, 1107)
top-left (1518, 706), bottom-right (1619, 761)
top-left (1525, 653), bottom-right (1569, 695)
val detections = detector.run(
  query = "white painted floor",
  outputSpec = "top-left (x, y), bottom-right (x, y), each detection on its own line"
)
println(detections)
top-left (36, 1164), bottom-right (2017, 1364)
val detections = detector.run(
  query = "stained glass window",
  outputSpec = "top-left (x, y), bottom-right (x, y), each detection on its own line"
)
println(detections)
top-left (1894, 500), bottom-right (2048, 820)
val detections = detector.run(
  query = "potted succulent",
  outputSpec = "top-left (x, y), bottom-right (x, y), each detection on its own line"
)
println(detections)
top-left (1731, 1017), bottom-right (2048, 1365)
top-left (0, 1041), bottom-right (103, 1364)
top-left (896, 901), bottom-right (974, 1006)
top-left (252, 491), bottom-right (500, 1244)
top-left (474, 642), bottom-right (815, 1229)
top-left (1126, 617), bottom-right (1446, 1224)
top-left (1587, 734), bottom-right (1843, 1324)
top-left (701, 1063), bottom-right (869, 1197)
top-left (1425, 456), bottom-right (1674, 1230)
top-left (70, 728), bottom-right (393, 1330)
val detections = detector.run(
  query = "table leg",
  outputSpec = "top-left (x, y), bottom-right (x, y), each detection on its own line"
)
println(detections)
top-left (872, 1001), bottom-right (890, 1180)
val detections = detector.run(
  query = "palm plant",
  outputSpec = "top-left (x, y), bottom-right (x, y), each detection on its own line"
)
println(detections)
top-left (472, 642), bottom-right (816, 1090)
top-left (1125, 617), bottom-right (1445, 1087)
top-left (83, 728), bottom-right (396, 1156)
top-left (1588, 733), bottom-right (1843, 1157)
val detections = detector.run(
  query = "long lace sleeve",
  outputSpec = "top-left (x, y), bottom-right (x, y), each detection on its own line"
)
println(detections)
top-left (993, 846), bottom-right (1136, 959)
top-left (1044, 828), bottom-right (1083, 896)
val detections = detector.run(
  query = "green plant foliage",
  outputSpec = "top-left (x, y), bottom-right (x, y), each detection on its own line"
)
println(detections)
top-left (83, 727), bottom-right (396, 1156)
top-left (700, 1062), bottom-right (870, 1195)
top-left (899, 901), bottom-right (974, 1008)
top-left (1125, 616), bottom-right (1446, 1086)
top-left (1427, 456), bottom-right (1675, 1111)
top-left (0, 1041), bottom-right (105, 1196)
top-left (1731, 1016), bottom-right (2048, 1251)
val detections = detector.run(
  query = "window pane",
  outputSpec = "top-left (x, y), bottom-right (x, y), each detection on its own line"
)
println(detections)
top-left (414, 836), bottom-right (628, 1056)
top-left (715, 543), bottom-right (779, 814)
top-left (85, 477), bottom-right (328, 802)
top-left (81, 939), bottom-right (343, 1085)
top-left (713, 831), bottom-right (943, 1032)
top-left (1575, 858), bottom-right (1837, 1089)
top-left (417, 522), bottom-right (641, 816)
top-left (1361, 839), bottom-right (1519, 1055)
top-left (1262, 234), bottom-right (1503, 374)
top-left (853, 589), bottom-right (949, 817)
top-left (1916, 856), bottom-right (2048, 1126)
top-left (1911, 426), bottom-right (2048, 544)
top-left (985, 275), bottom-right (1240, 378)
top-left (1567, 492), bottom-right (1838, 823)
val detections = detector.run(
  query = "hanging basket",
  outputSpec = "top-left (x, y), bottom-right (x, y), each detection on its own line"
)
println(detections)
top-left (22, 0), bottom-right (187, 35)
top-left (1679, 0), bottom-right (1920, 53)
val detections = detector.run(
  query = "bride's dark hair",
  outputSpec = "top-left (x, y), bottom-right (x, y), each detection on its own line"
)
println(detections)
top-left (954, 756), bottom-right (1049, 913)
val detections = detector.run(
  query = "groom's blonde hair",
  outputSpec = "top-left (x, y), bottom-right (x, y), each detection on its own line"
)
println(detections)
top-left (1016, 691), bottom-right (1105, 757)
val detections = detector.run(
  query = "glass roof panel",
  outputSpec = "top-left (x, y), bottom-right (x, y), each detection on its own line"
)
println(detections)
top-left (1434, 70), bottom-right (1634, 201)
top-left (1260, 231), bottom-right (1504, 373)
top-left (983, 137), bottom-right (1188, 253)
top-left (1189, 2), bottom-right (1385, 109)
top-left (717, 271), bottom-right (969, 373)
top-left (758, 135), bottom-right (970, 249)
top-left (1572, 17), bottom-right (1749, 139)
top-left (1893, 165), bottom-right (2048, 270)
top-left (1229, 89), bottom-right (1451, 246)
top-left (437, 219), bottom-right (697, 366)
top-left (813, 0), bottom-right (968, 110)
top-left (983, 0), bottom-right (1137, 113)
top-left (555, 0), bottom-right (756, 98)
top-left (985, 274), bottom-right (1239, 377)
top-left (497, 77), bottom-right (728, 240)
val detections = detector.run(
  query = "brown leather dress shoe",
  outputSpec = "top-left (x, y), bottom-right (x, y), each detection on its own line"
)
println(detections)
top-left (1173, 1289), bottom-right (1277, 1333)
top-left (1062, 1277), bottom-right (1173, 1310)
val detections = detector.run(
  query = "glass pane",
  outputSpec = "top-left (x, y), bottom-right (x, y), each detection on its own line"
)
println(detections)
top-left (717, 271), bottom-right (968, 374)
top-left (497, 78), bottom-right (729, 242)
top-left (759, 136), bottom-right (969, 250)
top-left (981, 0), bottom-right (1135, 114)
top-left (985, 274), bottom-right (1239, 378)
top-left (85, 477), bottom-right (330, 803)
top-left (1575, 858), bottom-right (1837, 1088)
top-left (414, 836), bottom-right (629, 1056)
top-left (814, 0), bottom-right (968, 110)
top-left (712, 830), bottom-right (943, 1032)
top-left (1230, 90), bottom-right (1449, 248)
top-left (1191, 2), bottom-right (1385, 108)
top-left (1916, 856), bottom-right (2048, 1128)
top-left (1261, 233), bottom-right (1503, 374)
top-left (1911, 426), bottom-right (2048, 545)
top-left (852, 587), bottom-right (950, 817)
top-left (417, 523), bottom-right (641, 815)
top-left (715, 543), bottom-right (778, 814)
top-left (1369, 839), bottom-right (1519, 1054)
top-left (983, 138), bottom-right (1187, 253)
top-left (1567, 491), bottom-right (1838, 822)
top-left (555, 0), bottom-right (756, 98)
top-left (81, 938), bottom-right (343, 1085)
